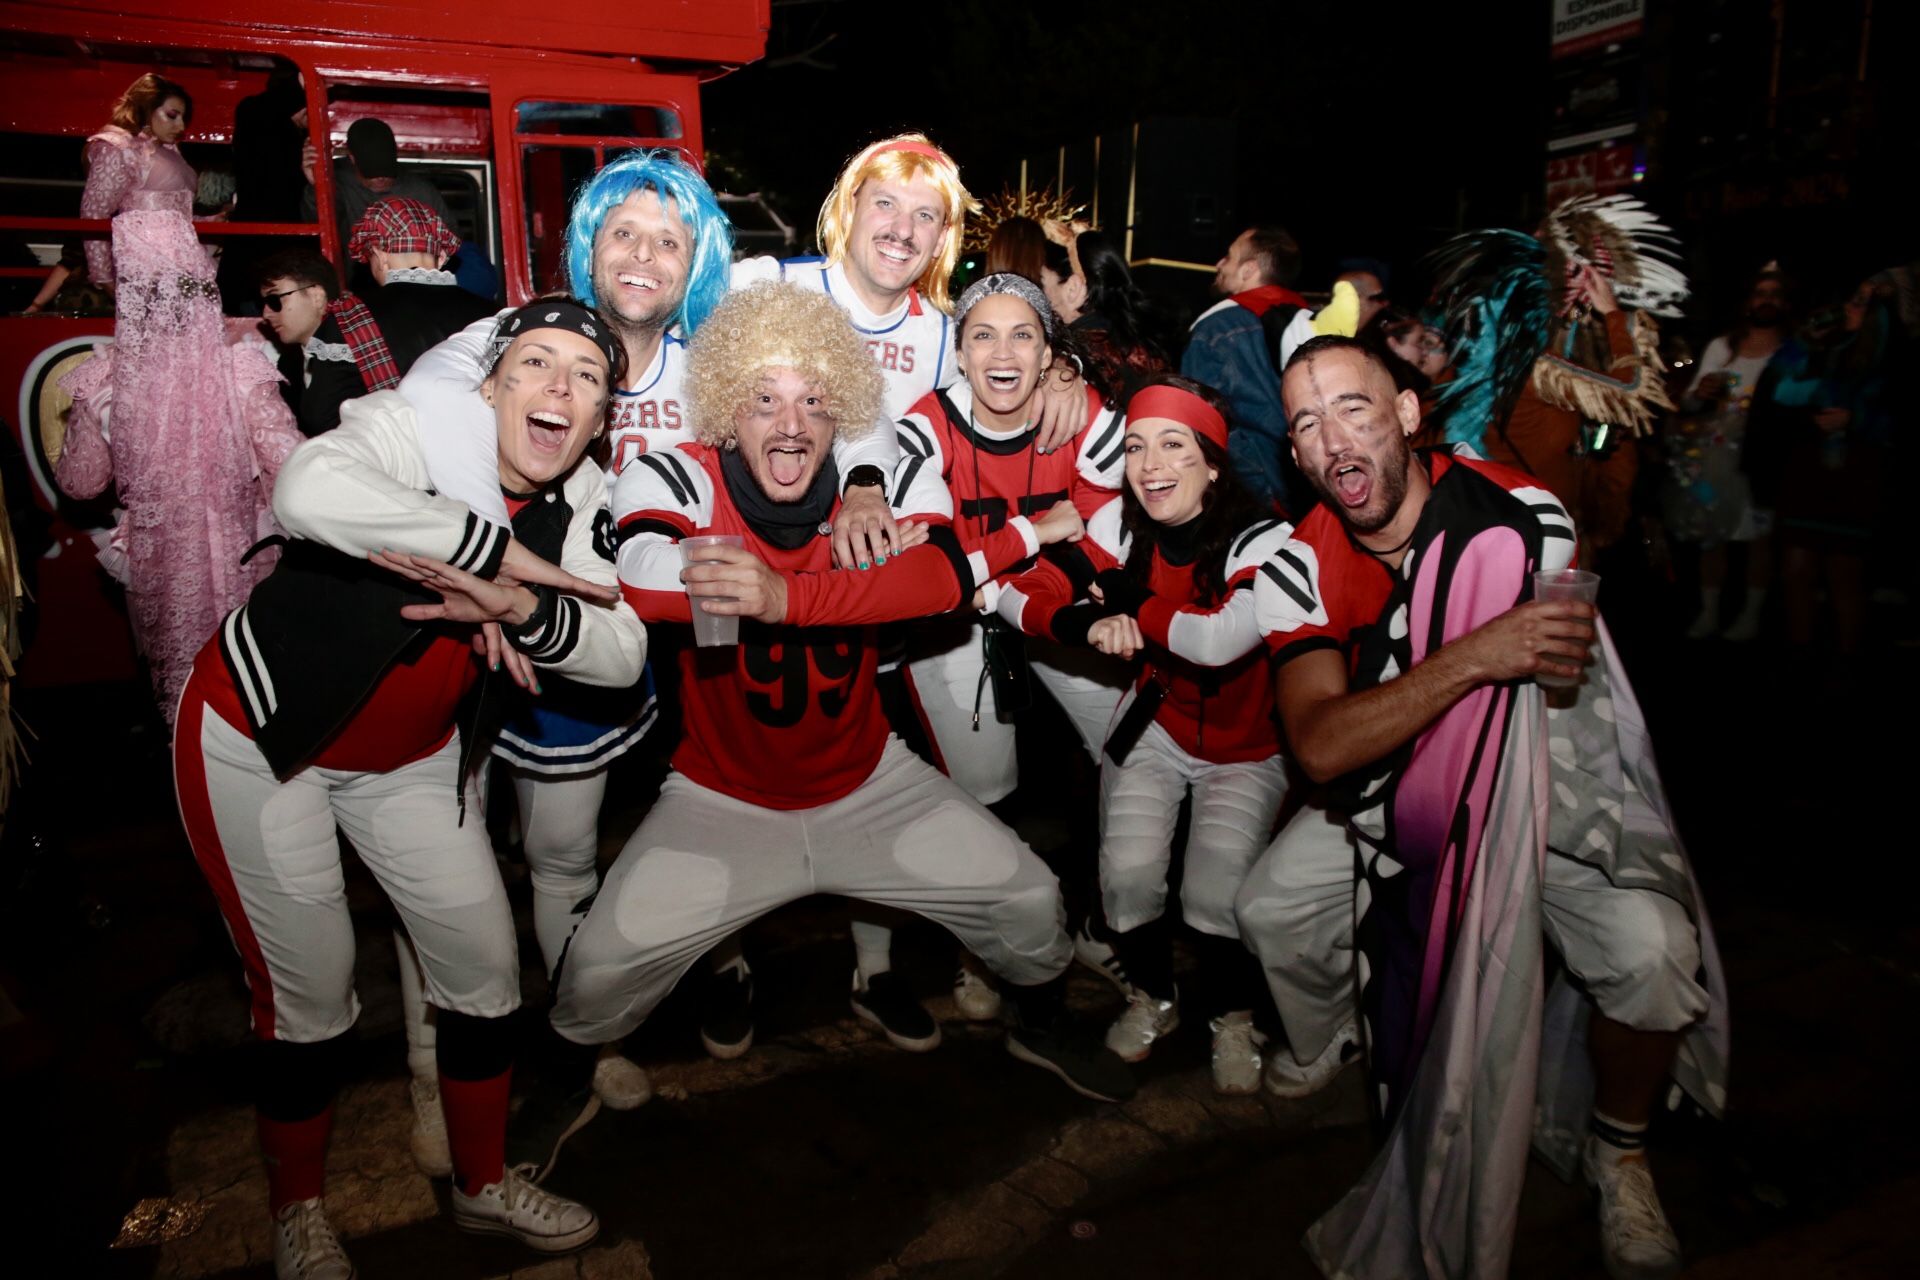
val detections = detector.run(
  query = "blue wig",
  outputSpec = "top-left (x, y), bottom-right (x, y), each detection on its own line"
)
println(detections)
top-left (563, 149), bottom-right (734, 337)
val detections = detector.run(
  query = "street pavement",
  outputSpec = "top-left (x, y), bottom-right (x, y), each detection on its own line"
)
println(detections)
top-left (4, 552), bottom-right (1916, 1279)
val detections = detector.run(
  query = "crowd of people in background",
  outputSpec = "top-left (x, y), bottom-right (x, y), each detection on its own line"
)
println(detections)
top-left (15, 68), bottom-right (1913, 1280)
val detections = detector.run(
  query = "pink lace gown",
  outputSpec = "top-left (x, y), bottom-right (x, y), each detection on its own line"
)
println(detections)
top-left (55, 127), bottom-right (302, 726)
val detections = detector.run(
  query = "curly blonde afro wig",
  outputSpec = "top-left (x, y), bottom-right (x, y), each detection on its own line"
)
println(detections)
top-left (684, 281), bottom-right (886, 449)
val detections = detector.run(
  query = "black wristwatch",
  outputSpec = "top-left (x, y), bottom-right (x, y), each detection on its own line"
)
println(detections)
top-left (844, 463), bottom-right (889, 501)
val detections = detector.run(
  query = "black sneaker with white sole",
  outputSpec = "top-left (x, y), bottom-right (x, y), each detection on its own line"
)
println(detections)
top-left (1072, 920), bottom-right (1131, 993)
top-left (701, 960), bottom-right (754, 1060)
top-left (1006, 1017), bottom-right (1137, 1102)
top-left (850, 970), bottom-right (942, 1052)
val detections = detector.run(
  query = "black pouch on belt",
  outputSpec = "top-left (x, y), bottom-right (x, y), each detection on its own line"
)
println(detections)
top-left (1103, 672), bottom-right (1169, 766)
top-left (976, 614), bottom-right (1032, 726)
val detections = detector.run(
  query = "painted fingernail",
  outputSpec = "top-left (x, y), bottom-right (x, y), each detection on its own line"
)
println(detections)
top-left (490, 659), bottom-right (499, 672)
top-left (859, 561), bottom-right (870, 570)
top-left (876, 555), bottom-right (887, 566)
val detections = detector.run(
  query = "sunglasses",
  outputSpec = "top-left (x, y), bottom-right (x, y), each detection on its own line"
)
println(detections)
top-left (261, 286), bottom-right (314, 312)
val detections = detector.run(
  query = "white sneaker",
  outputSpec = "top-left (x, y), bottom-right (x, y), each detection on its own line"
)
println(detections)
top-left (1104, 991), bottom-right (1179, 1063)
top-left (407, 1077), bottom-right (452, 1177)
top-left (1585, 1143), bottom-right (1681, 1280)
top-left (272, 1198), bottom-right (355, 1280)
top-left (452, 1163), bottom-right (600, 1254)
top-left (591, 1045), bottom-right (651, 1111)
top-left (1209, 1011), bottom-right (1264, 1095)
top-left (1263, 1017), bottom-right (1360, 1098)
top-left (952, 963), bottom-right (1003, 1021)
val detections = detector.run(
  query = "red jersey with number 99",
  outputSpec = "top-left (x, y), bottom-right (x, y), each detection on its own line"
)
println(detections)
top-left (613, 444), bottom-right (991, 809)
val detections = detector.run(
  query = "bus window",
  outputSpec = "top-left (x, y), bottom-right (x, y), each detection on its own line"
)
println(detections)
top-left (516, 102), bottom-right (682, 140)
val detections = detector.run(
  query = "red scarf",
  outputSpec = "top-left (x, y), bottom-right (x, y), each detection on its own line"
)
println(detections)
top-left (329, 294), bottom-right (400, 391)
top-left (1228, 284), bottom-right (1310, 318)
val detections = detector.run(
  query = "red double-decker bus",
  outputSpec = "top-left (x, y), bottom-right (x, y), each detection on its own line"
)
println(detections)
top-left (0, 0), bottom-right (767, 688)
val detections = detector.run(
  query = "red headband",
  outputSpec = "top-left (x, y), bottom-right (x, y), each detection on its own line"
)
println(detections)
top-left (872, 139), bottom-right (954, 168)
top-left (1127, 385), bottom-right (1228, 451)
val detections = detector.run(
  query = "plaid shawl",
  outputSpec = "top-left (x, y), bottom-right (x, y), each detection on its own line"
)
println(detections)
top-left (329, 294), bottom-right (400, 391)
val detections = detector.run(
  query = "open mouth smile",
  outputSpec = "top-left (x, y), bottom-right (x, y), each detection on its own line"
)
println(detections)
top-left (526, 409), bottom-right (573, 452)
top-left (1329, 461), bottom-right (1373, 508)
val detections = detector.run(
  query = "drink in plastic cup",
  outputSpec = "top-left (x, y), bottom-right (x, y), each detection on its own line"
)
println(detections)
top-left (1532, 568), bottom-right (1599, 689)
top-left (680, 534), bottom-right (745, 647)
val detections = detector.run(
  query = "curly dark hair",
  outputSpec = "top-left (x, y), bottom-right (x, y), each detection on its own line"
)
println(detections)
top-left (1116, 374), bottom-right (1274, 606)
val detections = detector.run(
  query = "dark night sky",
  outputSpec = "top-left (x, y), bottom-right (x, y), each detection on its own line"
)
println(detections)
top-left (701, 0), bottom-right (1551, 297)
top-left (699, 0), bottom-right (1915, 336)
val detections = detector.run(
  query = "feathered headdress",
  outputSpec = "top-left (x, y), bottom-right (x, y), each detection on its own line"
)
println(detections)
top-left (1542, 195), bottom-right (1688, 319)
top-left (1427, 195), bottom-right (1688, 452)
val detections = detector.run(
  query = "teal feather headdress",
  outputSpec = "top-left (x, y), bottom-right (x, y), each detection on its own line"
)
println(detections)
top-left (1425, 196), bottom-right (1689, 452)
top-left (1425, 229), bottom-right (1549, 454)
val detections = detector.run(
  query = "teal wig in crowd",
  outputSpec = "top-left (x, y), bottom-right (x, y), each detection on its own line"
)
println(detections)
top-left (563, 148), bottom-right (734, 337)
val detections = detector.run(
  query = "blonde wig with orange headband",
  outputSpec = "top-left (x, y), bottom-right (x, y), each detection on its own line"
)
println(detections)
top-left (815, 132), bottom-right (979, 315)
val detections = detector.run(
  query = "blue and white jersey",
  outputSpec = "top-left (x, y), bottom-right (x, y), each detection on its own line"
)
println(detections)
top-left (604, 329), bottom-right (692, 474)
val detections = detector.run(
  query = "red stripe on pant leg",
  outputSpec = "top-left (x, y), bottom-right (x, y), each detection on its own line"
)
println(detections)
top-left (174, 684), bottom-right (279, 1041)
top-left (258, 1108), bottom-right (332, 1213)
top-left (900, 667), bottom-right (949, 775)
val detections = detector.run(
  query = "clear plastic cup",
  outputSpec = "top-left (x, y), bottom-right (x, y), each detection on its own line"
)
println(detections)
top-left (1532, 568), bottom-right (1599, 688)
top-left (680, 534), bottom-right (745, 647)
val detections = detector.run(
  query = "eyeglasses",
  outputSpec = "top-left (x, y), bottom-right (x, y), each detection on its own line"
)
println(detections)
top-left (261, 286), bottom-right (312, 312)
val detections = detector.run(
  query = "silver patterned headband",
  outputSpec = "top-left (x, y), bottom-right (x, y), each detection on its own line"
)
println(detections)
top-left (953, 272), bottom-right (1057, 344)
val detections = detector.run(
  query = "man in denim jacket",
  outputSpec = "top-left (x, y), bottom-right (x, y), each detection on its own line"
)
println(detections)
top-left (1181, 224), bottom-right (1310, 514)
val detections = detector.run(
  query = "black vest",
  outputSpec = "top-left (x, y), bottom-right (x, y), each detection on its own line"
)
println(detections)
top-left (219, 489), bottom-right (572, 786)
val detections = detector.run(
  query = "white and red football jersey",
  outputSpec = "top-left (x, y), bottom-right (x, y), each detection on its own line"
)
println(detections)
top-left (894, 381), bottom-right (1125, 566)
top-left (999, 500), bottom-right (1291, 763)
top-left (1255, 450), bottom-right (1577, 673)
top-left (611, 444), bottom-right (1034, 809)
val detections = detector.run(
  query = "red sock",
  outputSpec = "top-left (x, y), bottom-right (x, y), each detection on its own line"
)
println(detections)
top-left (258, 1108), bottom-right (332, 1214)
top-left (440, 1068), bottom-right (512, 1196)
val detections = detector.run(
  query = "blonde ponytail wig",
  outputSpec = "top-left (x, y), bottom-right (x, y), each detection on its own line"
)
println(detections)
top-left (816, 132), bottom-right (978, 314)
